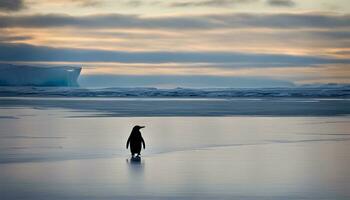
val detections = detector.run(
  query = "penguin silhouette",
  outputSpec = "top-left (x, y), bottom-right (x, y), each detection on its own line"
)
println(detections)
top-left (126, 125), bottom-right (146, 157)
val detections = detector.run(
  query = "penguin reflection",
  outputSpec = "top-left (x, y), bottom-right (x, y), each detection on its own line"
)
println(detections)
top-left (126, 125), bottom-right (146, 158)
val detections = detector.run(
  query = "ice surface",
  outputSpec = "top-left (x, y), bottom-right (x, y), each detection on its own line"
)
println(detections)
top-left (0, 97), bottom-right (349, 116)
top-left (0, 108), bottom-right (349, 199)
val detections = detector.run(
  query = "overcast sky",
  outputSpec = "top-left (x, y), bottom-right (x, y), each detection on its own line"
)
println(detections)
top-left (0, 0), bottom-right (349, 87)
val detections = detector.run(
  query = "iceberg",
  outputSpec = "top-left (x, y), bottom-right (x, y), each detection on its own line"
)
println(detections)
top-left (0, 64), bottom-right (81, 87)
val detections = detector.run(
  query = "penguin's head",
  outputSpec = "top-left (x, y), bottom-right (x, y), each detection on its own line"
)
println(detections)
top-left (133, 125), bottom-right (145, 130)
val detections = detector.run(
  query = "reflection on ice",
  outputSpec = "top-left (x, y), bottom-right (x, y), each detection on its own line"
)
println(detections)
top-left (126, 157), bottom-right (144, 177)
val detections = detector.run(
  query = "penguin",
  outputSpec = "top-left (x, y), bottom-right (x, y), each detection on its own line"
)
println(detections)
top-left (126, 125), bottom-right (146, 157)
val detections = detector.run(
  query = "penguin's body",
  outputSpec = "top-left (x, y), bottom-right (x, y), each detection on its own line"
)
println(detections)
top-left (126, 125), bottom-right (145, 157)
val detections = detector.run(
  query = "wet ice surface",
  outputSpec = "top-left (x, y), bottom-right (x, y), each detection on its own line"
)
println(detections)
top-left (1, 97), bottom-right (350, 116)
top-left (0, 98), bottom-right (350, 199)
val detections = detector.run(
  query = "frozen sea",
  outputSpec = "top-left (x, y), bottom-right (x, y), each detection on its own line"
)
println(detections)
top-left (0, 93), bottom-right (350, 199)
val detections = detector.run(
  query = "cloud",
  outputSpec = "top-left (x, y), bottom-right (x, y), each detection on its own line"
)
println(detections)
top-left (0, 42), bottom-right (349, 66)
top-left (0, 35), bottom-right (31, 42)
top-left (0, 0), bottom-right (25, 11)
top-left (0, 26), bottom-right (347, 55)
top-left (266, 0), bottom-right (295, 7)
top-left (32, 0), bottom-right (102, 7)
top-left (334, 50), bottom-right (350, 57)
top-left (170, 0), bottom-right (256, 7)
top-left (120, 0), bottom-right (144, 7)
top-left (70, 0), bottom-right (101, 7)
top-left (0, 0), bottom-right (102, 12)
top-left (0, 12), bottom-right (349, 30)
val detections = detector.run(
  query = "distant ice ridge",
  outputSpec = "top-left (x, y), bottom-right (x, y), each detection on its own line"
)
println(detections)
top-left (0, 64), bottom-right (81, 87)
top-left (0, 85), bottom-right (349, 98)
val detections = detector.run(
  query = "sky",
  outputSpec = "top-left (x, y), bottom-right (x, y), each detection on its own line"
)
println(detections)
top-left (0, 0), bottom-right (349, 87)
